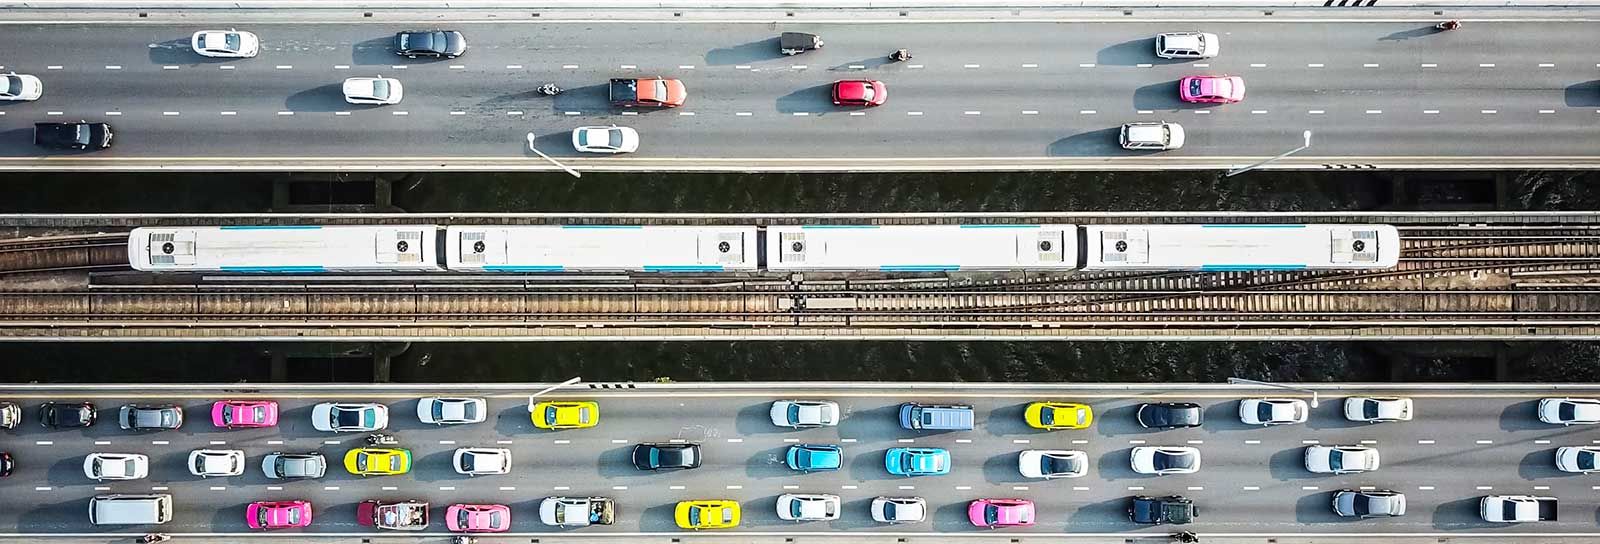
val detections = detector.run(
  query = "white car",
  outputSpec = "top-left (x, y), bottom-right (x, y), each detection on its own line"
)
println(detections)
top-left (1155, 32), bottom-right (1219, 59)
top-left (1130, 446), bottom-right (1200, 475)
top-left (188, 449), bottom-right (246, 477)
top-left (83, 453), bottom-right (149, 481)
top-left (770, 400), bottom-right (840, 428)
top-left (870, 496), bottom-right (926, 524)
top-left (453, 447), bottom-right (511, 475)
top-left (1538, 397), bottom-right (1600, 425)
top-left (343, 77), bottom-right (404, 105)
top-left (572, 125), bottom-right (640, 154)
top-left (1119, 122), bottom-right (1184, 150)
top-left (1304, 445), bottom-right (1379, 474)
top-left (1239, 398), bottom-right (1309, 426)
top-left (1344, 397), bottom-right (1413, 422)
top-left (310, 402), bottom-right (388, 432)
top-left (1018, 449), bottom-right (1088, 479)
top-left (776, 493), bottom-right (841, 522)
top-left (1556, 446), bottom-right (1600, 473)
top-left (191, 30), bottom-right (260, 58)
top-left (538, 496), bottom-right (615, 527)
top-left (417, 397), bottom-right (487, 425)
top-left (0, 73), bottom-right (42, 101)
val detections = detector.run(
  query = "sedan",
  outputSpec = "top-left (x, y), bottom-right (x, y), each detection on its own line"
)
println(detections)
top-left (770, 400), bottom-right (839, 428)
top-left (1239, 398), bottom-right (1308, 426)
top-left (633, 443), bottom-right (701, 471)
top-left (1331, 489), bottom-right (1406, 518)
top-left (395, 30), bottom-right (467, 58)
top-left (871, 496), bottom-right (927, 524)
top-left (968, 498), bottom-right (1035, 528)
top-left (1018, 449), bottom-right (1088, 479)
top-left (119, 404), bottom-right (183, 431)
top-left (33, 121), bottom-right (112, 150)
top-left (446, 503), bottom-right (511, 533)
top-left (777, 493), bottom-right (841, 522)
top-left (1539, 397), bottom-right (1600, 425)
top-left (453, 447), bottom-right (512, 475)
top-left (247, 500), bottom-right (312, 530)
top-left (1305, 445), bottom-right (1380, 474)
top-left (1344, 396), bottom-right (1413, 423)
top-left (0, 401), bottom-right (18, 428)
top-left (1556, 446), bottom-right (1600, 473)
top-left (1129, 495), bottom-right (1196, 525)
top-left (1136, 402), bottom-right (1202, 428)
top-left (1130, 446), bottom-right (1201, 475)
top-left (191, 30), bottom-right (260, 58)
top-left (84, 452), bottom-right (148, 480)
top-left (417, 397), bottom-right (486, 425)
top-left (885, 447), bottom-right (951, 476)
top-left (343, 77), bottom-right (403, 105)
top-left (311, 402), bottom-right (388, 432)
top-left (1025, 401), bottom-right (1093, 430)
top-left (211, 400), bottom-right (278, 428)
top-left (786, 444), bottom-right (843, 472)
top-left (832, 79), bottom-right (887, 106)
top-left (532, 401), bottom-right (600, 429)
top-left (1179, 75), bottom-right (1245, 104)
top-left (0, 452), bottom-right (12, 478)
top-left (189, 449), bottom-right (246, 477)
top-left (572, 126), bottom-right (640, 154)
top-left (675, 499), bottom-right (739, 529)
top-left (0, 72), bottom-right (42, 101)
top-left (262, 452), bottom-right (327, 479)
top-left (343, 447), bottom-right (412, 476)
top-left (39, 401), bottom-right (96, 428)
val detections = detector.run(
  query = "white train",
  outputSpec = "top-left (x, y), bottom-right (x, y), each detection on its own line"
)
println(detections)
top-left (128, 223), bottom-right (1399, 273)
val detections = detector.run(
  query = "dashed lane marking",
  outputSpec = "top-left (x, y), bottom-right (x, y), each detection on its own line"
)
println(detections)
top-left (1540, 110), bottom-right (1556, 114)
top-left (1251, 110), bottom-right (1268, 114)
top-left (1136, 110), bottom-right (1153, 114)
top-left (151, 440), bottom-right (169, 445)
top-left (105, 111), bottom-right (122, 116)
top-left (391, 65), bottom-right (407, 70)
top-left (1186, 440), bottom-right (1204, 445)
top-left (335, 112), bottom-right (350, 116)
top-left (1476, 440), bottom-right (1494, 444)
top-left (563, 111), bottom-right (579, 116)
top-left (964, 111), bottom-right (981, 115)
top-left (382, 486), bottom-right (398, 491)
top-left (908, 64), bottom-right (923, 69)
top-left (45, 112), bottom-right (61, 116)
top-left (1193, 63), bottom-right (1209, 68)
top-left (324, 486), bottom-right (340, 491)
top-left (1195, 110), bottom-right (1210, 115)
top-left (267, 440), bottom-right (283, 445)
top-left (1535, 486), bottom-right (1550, 490)
top-left (1476, 486), bottom-right (1493, 490)
top-left (1250, 63), bottom-right (1266, 68)
top-left (956, 439), bottom-right (973, 444)
top-left (956, 486), bottom-right (973, 490)
top-left (1012, 439), bottom-right (1030, 444)
top-left (791, 65), bottom-right (807, 70)
top-left (209, 486), bottom-right (225, 491)
top-left (726, 485), bottom-right (742, 490)
top-left (899, 485), bottom-right (915, 490)
top-left (1363, 63), bottom-right (1379, 68)
top-left (1360, 486), bottom-right (1375, 490)
top-left (1072, 486), bottom-right (1089, 491)
top-left (1419, 486), bottom-right (1434, 490)
top-left (735, 65), bottom-right (751, 70)
top-left (1127, 486), bottom-right (1144, 491)
top-left (563, 64), bottom-right (579, 69)
top-left (1136, 63), bottom-right (1152, 68)
top-left (163, 65), bottom-right (179, 70)
top-left (322, 440), bottom-right (337, 444)
top-left (1481, 110), bottom-right (1497, 114)
top-left (452, 111), bottom-right (467, 116)
top-left (963, 64), bottom-right (980, 69)
top-left (678, 65), bottom-right (695, 69)
top-left (450, 65), bottom-right (465, 70)
top-left (1302, 439), bottom-right (1320, 444)
top-left (1079, 63), bottom-right (1096, 68)
top-left (47, 65), bottom-right (62, 70)
top-left (163, 111), bottom-right (180, 116)
top-left (1187, 486), bottom-right (1204, 491)
top-left (1022, 110), bottom-right (1038, 115)
top-left (1071, 439), bottom-right (1089, 445)
top-left (783, 438), bottom-right (799, 442)
top-left (612, 486), bottom-right (628, 490)
top-left (611, 439), bottom-right (627, 444)
top-left (94, 441), bottom-right (110, 445)
top-left (333, 65), bottom-right (349, 70)
top-left (1540, 63), bottom-right (1556, 67)
top-left (507, 64), bottom-right (524, 69)
top-left (621, 111), bottom-right (638, 116)
top-left (782, 485), bottom-right (798, 490)
top-left (842, 485), bottom-right (859, 490)
top-left (105, 65), bottom-right (121, 70)
top-left (848, 65), bottom-right (866, 70)
top-left (1479, 63), bottom-right (1495, 68)
top-left (1536, 440), bottom-right (1551, 444)
top-left (672, 485), bottom-right (688, 490)
top-left (95, 486), bottom-right (111, 491)
top-left (267, 486), bottom-right (282, 491)
top-left (152, 486), bottom-right (169, 491)
top-left (1129, 440), bottom-right (1146, 445)
top-left (737, 112), bottom-right (754, 116)
top-left (1243, 486), bottom-right (1260, 491)
top-left (439, 486), bottom-right (455, 491)
top-left (1423, 110), bottom-right (1440, 114)
top-left (1022, 63), bottom-right (1038, 68)
top-left (726, 438), bottom-right (742, 443)
top-left (553, 439), bottom-right (571, 445)
top-left (34, 441), bottom-right (51, 446)
top-left (1365, 110), bottom-right (1382, 114)
top-left (392, 111), bottom-right (409, 116)
top-left (499, 486), bottom-right (516, 491)
top-left (1013, 486), bottom-right (1030, 491)
top-left (275, 65), bottom-right (292, 70)
top-left (841, 439), bottom-right (858, 443)
top-left (1307, 63), bottom-right (1324, 68)
top-left (553, 486), bottom-right (570, 491)
top-left (849, 111), bottom-right (866, 116)
top-left (279, 112), bottom-right (295, 116)
top-left (898, 439), bottom-right (915, 443)
top-left (1308, 110), bottom-right (1325, 115)
top-left (34, 487), bottom-right (51, 491)
top-left (1079, 110), bottom-right (1096, 115)
top-left (907, 112), bottom-right (923, 116)
top-left (1302, 486), bottom-right (1319, 490)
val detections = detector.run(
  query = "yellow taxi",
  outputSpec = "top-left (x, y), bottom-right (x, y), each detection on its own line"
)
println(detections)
top-left (343, 447), bottom-right (413, 476)
top-left (532, 401), bottom-right (600, 430)
top-left (675, 499), bottom-right (740, 529)
top-left (1025, 401), bottom-right (1094, 430)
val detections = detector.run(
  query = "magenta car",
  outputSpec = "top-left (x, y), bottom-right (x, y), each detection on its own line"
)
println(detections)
top-left (246, 500), bottom-right (312, 530)
top-left (446, 503), bottom-right (511, 533)
top-left (968, 498), bottom-right (1035, 528)
top-left (212, 400), bottom-right (279, 428)
top-left (1179, 75), bottom-right (1245, 104)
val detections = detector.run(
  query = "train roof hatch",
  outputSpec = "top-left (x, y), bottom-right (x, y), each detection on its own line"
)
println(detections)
top-left (708, 231), bottom-right (746, 264)
top-left (1033, 229), bottom-right (1066, 263)
top-left (456, 229), bottom-right (507, 265)
top-left (376, 229), bottom-right (425, 264)
top-left (1098, 228), bottom-right (1149, 264)
top-left (779, 230), bottom-right (807, 263)
top-left (1330, 227), bottom-right (1381, 263)
top-left (146, 230), bottom-right (198, 266)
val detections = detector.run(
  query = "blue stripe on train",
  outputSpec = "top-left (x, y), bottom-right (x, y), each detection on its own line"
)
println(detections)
top-left (220, 266), bottom-right (327, 272)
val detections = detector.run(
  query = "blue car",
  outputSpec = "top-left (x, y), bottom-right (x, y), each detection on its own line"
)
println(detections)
top-left (786, 444), bottom-right (843, 472)
top-left (885, 447), bottom-right (951, 476)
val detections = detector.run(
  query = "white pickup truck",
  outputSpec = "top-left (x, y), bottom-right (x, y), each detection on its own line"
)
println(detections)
top-left (1480, 495), bottom-right (1557, 523)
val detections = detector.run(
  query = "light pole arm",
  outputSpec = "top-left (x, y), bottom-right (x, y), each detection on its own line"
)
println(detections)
top-left (1225, 130), bottom-right (1313, 178)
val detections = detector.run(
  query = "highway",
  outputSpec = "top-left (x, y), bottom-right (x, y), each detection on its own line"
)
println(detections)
top-left (2, 383), bottom-right (1600, 536)
top-left (0, 19), bottom-right (1598, 170)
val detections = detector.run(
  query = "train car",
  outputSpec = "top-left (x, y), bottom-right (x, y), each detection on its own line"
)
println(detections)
top-left (127, 225), bottom-right (442, 272)
top-left (1080, 224), bottom-right (1400, 271)
top-left (445, 225), bottom-right (760, 272)
top-left (764, 224), bottom-right (1079, 272)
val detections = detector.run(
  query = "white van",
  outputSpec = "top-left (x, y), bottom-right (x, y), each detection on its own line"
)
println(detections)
top-left (88, 494), bottom-right (173, 525)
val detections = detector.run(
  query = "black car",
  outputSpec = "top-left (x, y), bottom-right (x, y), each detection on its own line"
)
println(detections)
top-left (33, 121), bottom-right (112, 150)
top-left (1136, 402), bottom-right (1203, 429)
top-left (0, 452), bottom-right (13, 477)
top-left (1129, 495), bottom-right (1196, 525)
top-left (631, 443), bottom-right (701, 471)
top-left (39, 401), bottom-right (96, 428)
top-left (394, 30), bottom-right (466, 58)
top-left (118, 404), bottom-right (184, 431)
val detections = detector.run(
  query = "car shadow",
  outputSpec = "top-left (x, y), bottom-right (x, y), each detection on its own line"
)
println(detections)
top-left (1096, 447), bottom-right (1140, 481)
top-left (1498, 399), bottom-right (1549, 432)
top-left (284, 83), bottom-right (356, 113)
top-left (1268, 446), bottom-right (1315, 481)
top-left (740, 494), bottom-right (784, 528)
top-left (735, 402), bottom-right (787, 436)
top-left (350, 36), bottom-right (400, 66)
top-left (596, 445), bottom-right (639, 480)
top-left (1517, 448), bottom-right (1566, 481)
top-left (705, 37), bottom-right (783, 66)
top-left (828, 56), bottom-right (895, 72)
top-left (1202, 402), bottom-right (1254, 432)
top-left (1295, 491), bottom-right (1346, 524)
top-left (1432, 495), bottom-right (1496, 529)
top-left (744, 446), bottom-right (793, 479)
top-left (526, 130), bottom-right (582, 158)
top-left (987, 402), bottom-right (1038, 436)
top-left (412, 449), bottom-right (470, 482)
top-left (640, 502), bottom-right (678, 531)
top-left (1564, 80), bottom-right (1600, 108)
top-left (494, 405), bottom-right (534, 437)
top-left (384, 399), bottom-right (429, 432)
top-left (1096, 37), bottom-right (1171, 66)
top-left (47, 454), bottom-right (86, 487)
top-left (1132, 81), bottom-right (1192, 111)
top-left (1066, 496), bottom-right (1132, 532)
top-left (1378, 26), bottom-right (1442, 42)
top-left (1046, 128), bottom-right (1121, 157)
top-left (147, 38), bottom-right (235, 65)
top-left (775, 84), bottom-right (833, 115)
top-left (211, 500), bottom-right (249, 531)
top-left (931, 499), bottom-right (980, 532)
top-left (983, 451), bottom-right (1028, 484)
top-left (23, 498), bottom-right (92, 533)
top-left (834, 496), bottom-right (878, 530)
top-left (848, 448), bottom-right (890, 481)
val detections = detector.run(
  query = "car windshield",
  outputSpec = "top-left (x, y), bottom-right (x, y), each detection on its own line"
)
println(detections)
top-left (1187, 79), bottom-right (1202, 96)
top-left (1362, 400), bottom-right (1381, 419)
top-left (1579, 451), bottom-right (1599, 468)
top-left (787, 404), bottom-right (801, 423)
top-left (653, 80), bottom-right (669, 100)
top-left (1045, 455), bottom-right (1078, 474)
top-left (192, 456), bottom-right (206, 473)
top-left (1155, 451), bottom-right (1192, 471)
top-left (1040, 409), bottom-right (1054, 425)
top-left (3, 76), bottom-right (20, 96)
top-left (370, 80), bottom-right (390, 99)
top-left (356, 453), bottom-right (368, 471)
top-left (789, 501), bottom-right (805, 518)
top-left (285, 507), bottom-right (301, 524)
top-left (1327, 450), bottom-right (1346, 472)
top-left (460, 452), bottom-right (478, 470)
top-left (984, 505), bottom-right (1000, 525)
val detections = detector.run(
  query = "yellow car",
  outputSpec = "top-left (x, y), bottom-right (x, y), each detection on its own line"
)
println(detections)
top-left (343, 447), bottom-right (412, 476)
top-left (675, 499), bottom-right (740, 529)
top-left (532, 401), bottom-right (600, 430)
top-left (1025, 401), bottom-right (1094, 430)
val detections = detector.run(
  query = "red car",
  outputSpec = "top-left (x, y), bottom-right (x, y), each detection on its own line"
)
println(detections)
top-left (211, 400), bottom-right (279, 429)
top-left (832, 80), bottom-right (887, 106)
top-left (247, 500), bottom-right (312, 530)
top-left (1179, 75), bottom-right (1245, 104)
top-left (446, 503), bottom-right (511, 533)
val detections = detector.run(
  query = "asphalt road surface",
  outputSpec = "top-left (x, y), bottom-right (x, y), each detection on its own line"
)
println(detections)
top-left (0, 21), bottom-right (1597, 168)
top-left (2, 384), bottom-right (1600, 535)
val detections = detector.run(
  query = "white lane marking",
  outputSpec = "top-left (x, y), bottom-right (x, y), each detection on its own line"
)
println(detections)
top-left (1186, 440), bottom-right (1204, 445)
top-left (382, 486), bottom-right (398, 491)
top-left (672, 485), bottom-right (688, 490)
top-left (783, 438), bottom-right (799, 442)
top-left (45, 112), bottom-right (62, 116)
top-left (1127, 486), bottom-right (1144, 491)
top-left (1360, 486), bottom-right (1376, 490)
top-left (898, 438), bottom-right (915, 443)
top-left (782, 485), bottom-right (798, 490)
top-left (737, 112), bottom-right (754, 117)
top-left (1535, 485), bottom-right (1550, 490)
top-left (94, 486), bottom-right (111, 491)
top-left (1187, 486), bottom-right (1204, 491)
top-left (391, 65), bottom-right (408, 70)
top-left (1419, 486), bottom-right (1435, 490)
top-left (1308, 110), bottom-right (1325, 115)
top-left (267, 440), bottom-right (283, 445)
top-left (1128, 439), bottom-right (1146, 445)
top-left (499, 486), bottom-right (516, 491)
top-left (151, 486), bottom-right (169, 491)
top-left (333, 65), bottom-right (349, 70)
top-left (553, 486), bottom-right (570, 491)
top-left (496, 440), bottom-right (514, 445)
top-left (151, 440), bottom-right (169, 445)
top-left (94, 440), bottom-right (111, 445)
top-left (209, 441), bottom-right (226, 445)
top-left (1479, 63), bottom-right (1495, 68)
top-left (1136, 110), bottom-right (1153, 114)
top-left (611, 439), bottom-right (627, 444)
top-left (678, 65), bottom-right (695, 69)
top-left (612, 486), bottom-right (628, 490)
top-left (908, 111), bottom-right (924, 116)
top-left (1302, 486), bottom-right (1319, 490)
top-left (725, 485), bottom-right (742, 490)
top-left (562, 64), bottom-right (578, 69)
top-left (507, 64), bottom-right (524, 69)
top-left (1012, 486), bottom-right (1030, 491)
top-left (1302, 439), bottom-right (1320, 444)
top-left (267, 486), bottom-right (282, 491)
top-left (1079, 63), bottom-right (1096, 68)
top-left (964, 111), bottom-right (981, 115)
top-left (279, 111), bottom-right (295, 116)
top-left (840, 439), bottom-right (858, 443)
top-left (563, 111), bottom-right (580, 116)
top-left (34, 440), bottom-right (52, 445)
top-left (105, 65), bottom-right (121, 70)
top-left (34, 487), bottom-right (51, 491)
top-left (1250, 110), bottom-right (1268, 114)
top-left (1195, 110), bottom-right (1211, 115)
top-left (163, 65), bottom-right (179, 70)
top-left (508, 111), bottom-right (524, 116)
top-left (47, 65), bottom-right (62, 70)
top-left (1078, 110), bottom-right (1096, 115)
top-left (209, 486), bottom-right (225, 491)
top-left (1012, 439), bottom-right (1030, 444)
top-left (848, 65), bottom-right (865, 70)
top-left (275, 65), bottom-right (292, 70)
top-left (1022, 110), bottom-right (1039, 115)
top-left (679, 111), bottom-right (696, 116)
top-left (963, 64), bottom-right (980, 69)
top-left (1073, 486), bottom-right (1090, 491)
top-left (162, 111), bottom-right (180, 116)
top-left (1476, 440), bottom-right (1494, 445)
top-left (1540, 109), bottom-right (1556, 114)
top-left (1481, 110), bottom-right (1497, 114)
top-left (553, 439), bottom-right (571, 445)
top-left (1193, 63), bottom-right (1209, 68)
top-left (1365, 110), bottom-right (1382, 114)
top-left (842, 485), bottom-right (859, 490)
top-left (1243, 486), bottom-right (1260, 491)
top-left (1250, 63), bottom-right (1266, 68)
top-left (726, 438), bottom-right (742, 443)
top-left (1022, 63), bottom-right (1038, 68)
top-left (1136, 63), bottom-right (1152, 68)
top-left (1540, 63), bottom-right (1556, 67)
top-left (899, 485), bottom-right (915, 490)
top-left (1360, 440), bottom-right (1377, 444)
top-left (451, 111), bottom-right (466, 116)
top-left (1307, 63), bottom-right (1324, 68)
top-left (907, 64), bottom-right (923, 69)
top-left (450, 65), bottom-right (465, 70)
top-left (439, 486), bottom-right (455, 491)
top-left (1535, 440), bottom-right (1552, 444)
top-left (1421, 63), bottom-right (1437, 68)
top-left (621, 111), bottom-right (638, 116)
top-left (335, 111), bottom-right (351, 116)
top-left (1593, 486), bottom-right (1600, 490)
top-left (324, 486), bottom-right (340, 491)
top-left (439, 440), bottom-right (456, 445)
top-left (1476, 486), bottom-right (1493, 490)
top-left (956, 486), bottom-right (973, 491)
top-left (1363, 63), bottom-right (1379, 68)
top-left (1423, 110), bottom-right (1440, 114)
top-left (791, 65), bottom-right (807, 70)
top-left (734, 65), bottom-right (751, 70)
top-left (322, 440), bottom-right (337, 444)
top-left (956, 439), bottom-right (973, 444)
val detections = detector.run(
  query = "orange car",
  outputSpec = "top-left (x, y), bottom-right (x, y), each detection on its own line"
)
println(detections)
top-left (610, 77), bottom-right (687, 108)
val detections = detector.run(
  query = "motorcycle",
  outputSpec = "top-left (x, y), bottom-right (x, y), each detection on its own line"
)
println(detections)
top-left (1436, 20), bottom-right (1460, 31)
top-left (537, 83), bottom-right (564, 96)
top-left (139, 535), bottom-right (171, 544)
top-left (365, 433), bottom-right (397, 446)
top-left (888, 49), bottom-right (911, 62)
top-left (452, 536), bottom-right (478, 544)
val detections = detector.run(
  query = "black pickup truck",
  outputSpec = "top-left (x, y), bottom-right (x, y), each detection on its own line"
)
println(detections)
top-left (34, 121), bottom-right (113, 150)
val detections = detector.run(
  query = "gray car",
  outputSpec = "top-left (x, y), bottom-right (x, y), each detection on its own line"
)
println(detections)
top-left (1331, 490), bottom-right (1405, 518)
top-left (262, 452), bottom-right (327, 479)
top-left (118, 404), bottom-right (183, 431)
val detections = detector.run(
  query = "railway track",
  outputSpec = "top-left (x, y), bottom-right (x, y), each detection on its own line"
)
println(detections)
top-left (0, 233), bottom-right (129, 275)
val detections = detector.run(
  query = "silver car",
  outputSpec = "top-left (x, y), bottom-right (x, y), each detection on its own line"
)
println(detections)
top-left (188, 449), bottom-right (246, 477)
top-left (342, 77), bottom-right (403, 105)
top-left (870, 496), bottom-right (926, 524)
top-left (84, 453), bottom-right (149, 481)
top-left (1120, 122), bottom-right (1185, 150)
top-left (1344, 397), bottom-right (1413, 422)
top-left (1305, 445), bottom-right (1379, 474)
top-left (1130, 446), bottom-right (1200, 475)
top-left (417, 397), bottom-right (486, 425)
top-left (1332, 489), bottom-right (1405, 518)
top-left (770, 400), bottom-right (840, 428)
top-left (0, 73), bottom-right (42, 101)
top-left (776, 493), bottom-right (841, 522)
top-left (1239, 398), bottom-right (1308, 426)
top-left (261, 452), bottom-right (327, 479)
top-left (453, 447), bottom-right (512, 475)
top-left (572, 125), bottom-right (640, 154)
top-left (1556, 446), bottom-right (1600, 473)
top-left (1155, 32), bottom-right (1219, 59)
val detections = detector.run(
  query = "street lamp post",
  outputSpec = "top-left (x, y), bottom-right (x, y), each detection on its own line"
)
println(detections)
top-left (527, 376), bottom-right (583, 412)
top-left (526, 132), bottom-right (582, 178)
top-left (1224, 130), bottom-right (1312, 178)
top-left (1227, 377), bottom-right (1318, 408)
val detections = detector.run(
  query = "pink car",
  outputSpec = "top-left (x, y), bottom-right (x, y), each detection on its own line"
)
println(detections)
top-left (968, 498), bottom-right (1035, 528)
top-left (212, 400), bottom-right (279, 428)
top-left (247, 500), bottom-right (312, 530)
top-left (1179, 75), bottom-right (1245, 104)
top-left (446, 503), bottom-right (511, 533)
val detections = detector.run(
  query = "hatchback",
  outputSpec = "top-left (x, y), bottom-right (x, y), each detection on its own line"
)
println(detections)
top-left (1179, 75), bottom-right (1245, 104)
top-left (832, 80), bottom-right (887, 106)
